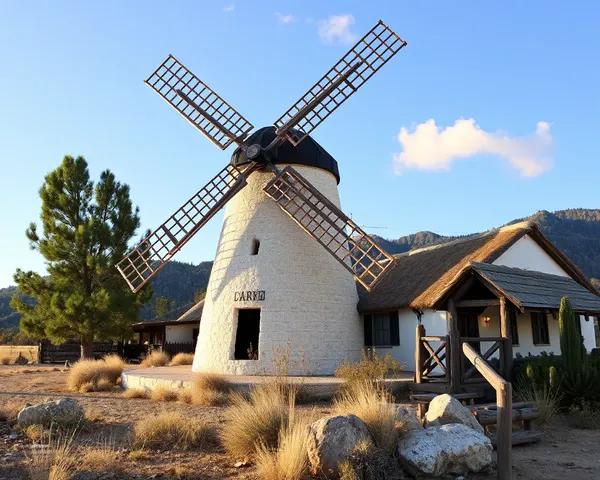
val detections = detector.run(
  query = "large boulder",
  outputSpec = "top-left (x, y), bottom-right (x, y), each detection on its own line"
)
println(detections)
top-left (398, 423), bottom-right (493, 476)
top-left (394, 405), bottom-right (423, 433)
top-left (17, 398), bottom-right (84, 427)
top-left (307, 414), bottom-right (372, 478)
top-left (424, 394), bottom-right (484, 434)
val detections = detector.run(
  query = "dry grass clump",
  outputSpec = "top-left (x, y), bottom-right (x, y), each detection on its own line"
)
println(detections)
top-left (255, 410), bottom-right (310, 480)
top-left (179, 373), bottom-right (231, 406)
top-left (127, 449), bottom-right (150, 461)
top-left (0, 400), bottom-right (26, 423)
top-left (569, 401), bottom-right (600, 429)
top-left (122, 388), bottom-right (149, 399)
top-left (81, 445), bottom-right (119, 472)
top-left (334, 381), bottom-right (400, 455)
top-left (222, 383), bottom-right (291, 458)
top-left (23, 424), bottom-right (46, 443)
top-left (140, 350), bottom-right (170, 368)
top-left (170, 352), bottom-right (195, 366)
top-left (133, 411), bottom-right (216, 450)
top-left (338, 440), bottom-right (404, 480)
top-left (150, 385), bottom-right (180, 402)
top-left (335, 350), bottom-right (404, 391)
top-left (26, 434), bottom-right (77, 480)
top-left (85, 406), bottom-right (104, 423)
top-left (1, 355), bottom-right (11, 365)
top-left (67, 354), bottom-right (124, 392)
top-left (516, 380), bottom-right (560, 426)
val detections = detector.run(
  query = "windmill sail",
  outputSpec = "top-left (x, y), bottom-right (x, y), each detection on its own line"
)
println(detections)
top-left (118, 164), bottom-right (247, 293)
top-left (274, 21), bottom-right (406, 146)
top-left (146, 55), bottom-right (254, 150)
top-left (263, 166), bottom-right (396, 291)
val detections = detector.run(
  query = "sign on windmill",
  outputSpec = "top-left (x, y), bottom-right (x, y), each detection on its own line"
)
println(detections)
top-left (118, 21), bottom-right (407, 375)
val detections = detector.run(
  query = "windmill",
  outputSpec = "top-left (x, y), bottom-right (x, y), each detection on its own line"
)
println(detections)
top-left (118, 20), bottom-right (407, 375)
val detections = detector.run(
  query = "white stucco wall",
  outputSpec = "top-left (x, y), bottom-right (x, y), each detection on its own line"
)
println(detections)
top-left (493, 234), bottom-right (569, 277)
top-left (165, 324), bottom-right (195, 343)
top-left (193, 165), bottom-right (362, 376)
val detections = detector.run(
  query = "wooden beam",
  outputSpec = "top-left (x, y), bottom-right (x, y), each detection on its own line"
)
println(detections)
top-left (447, 298), bottom-right (461, 394)
top-left (456, 299), bottom-right (501, 308)
top-left (415, 323), bottom-right (425, 385)
top-left (500, 297), bottom-right (513, 381)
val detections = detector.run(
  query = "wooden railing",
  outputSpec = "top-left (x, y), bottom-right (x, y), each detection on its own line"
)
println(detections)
top-left (459, 336), bottom-right (503, 383)
top-left (415, 324), bottom-right (449, 384)
top-left (463, 342), bottom-right (512, 480)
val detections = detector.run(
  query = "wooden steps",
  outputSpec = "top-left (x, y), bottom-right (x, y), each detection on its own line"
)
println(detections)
top-left (474, 407), bottom-right (539, 426)
top-left (411, 392), bottom-right (485, 404)
top-left (489, 430), bottom-right (542, 447)
top-left (469, 401), bottom-right (533, 411)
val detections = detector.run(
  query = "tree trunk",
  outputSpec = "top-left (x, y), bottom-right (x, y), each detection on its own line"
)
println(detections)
top-left (81, 337), bottom-right (94, 359)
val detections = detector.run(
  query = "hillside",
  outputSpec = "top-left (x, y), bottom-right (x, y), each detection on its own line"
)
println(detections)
top-left (1, 208), bottom-right (598, 329)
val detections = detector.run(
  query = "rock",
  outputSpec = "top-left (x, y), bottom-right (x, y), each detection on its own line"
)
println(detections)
top-left (394, 406), bottom-right (423, 433)
top-left (17, 398), bottom-right (84, 427)
top-left (424, 394), bottom-right (484, 434)
top-left (307, 414), bottom-right (372, 478)
top-left (13, 354), bottom-right (28, 365)
top-left (8, 432), bottom-right (18, 441)
top-left (398, 423), bottom-right (492, 476)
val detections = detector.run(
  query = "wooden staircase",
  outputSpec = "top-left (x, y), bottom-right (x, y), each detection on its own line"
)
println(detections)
top-left (411, 394), bottom-right (543, 447)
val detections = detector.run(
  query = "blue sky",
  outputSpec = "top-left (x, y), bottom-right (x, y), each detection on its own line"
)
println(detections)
top-left (1, 1), bottom-right (598, 287)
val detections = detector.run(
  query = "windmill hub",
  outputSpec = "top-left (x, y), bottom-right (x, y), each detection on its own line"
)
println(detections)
top-left (245, 144), bottom-right (262, 160)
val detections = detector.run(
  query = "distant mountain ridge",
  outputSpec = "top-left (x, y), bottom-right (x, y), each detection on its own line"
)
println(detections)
top-left (1, 208), bottom-right (598, 329)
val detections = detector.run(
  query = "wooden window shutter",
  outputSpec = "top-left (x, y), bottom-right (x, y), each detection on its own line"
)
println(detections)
top-left (364, 314), bottom-right (373, 346)
top-left (390, 311), bottom-right (400, 346)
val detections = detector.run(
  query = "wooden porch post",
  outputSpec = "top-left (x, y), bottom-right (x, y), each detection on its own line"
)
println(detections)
top-left (447, 298), bottom-right (461, 393)
top-left (499, 297), bottom-right (513, 380)
top-left (415, 323), bottom-right (425, 384)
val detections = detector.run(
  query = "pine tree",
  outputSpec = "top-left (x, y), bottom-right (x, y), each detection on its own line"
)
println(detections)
top-left (11, 155), bottom-right (152, 358)
top-left (154, 296), bottom-right (171, 318)
top-left (558, 296), bottom-right (586, 372)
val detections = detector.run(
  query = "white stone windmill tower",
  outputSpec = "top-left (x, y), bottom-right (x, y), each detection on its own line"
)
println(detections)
top-left (118, 21), bottom-right (406, 375)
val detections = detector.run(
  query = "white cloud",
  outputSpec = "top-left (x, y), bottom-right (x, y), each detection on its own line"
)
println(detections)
top-left (393, 118), bottom-right (553, 177)
top-left (276, 12), bottom-right (295, 24)
top-left (223, 4), bottom-right (234, 12)
top-left (318, 14), bottom-right (357, 45)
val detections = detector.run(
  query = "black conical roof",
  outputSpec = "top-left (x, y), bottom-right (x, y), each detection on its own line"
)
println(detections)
top-left (230, 126), bottom-right (340, 183)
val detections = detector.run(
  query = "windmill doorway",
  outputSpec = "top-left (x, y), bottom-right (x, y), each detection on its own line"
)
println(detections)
top-left (234, 309), bottom-right (261, 360)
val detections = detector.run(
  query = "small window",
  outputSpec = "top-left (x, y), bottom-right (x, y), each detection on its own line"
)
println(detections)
top-left (364, 312), bottom-right (399, 347)
top-left (531, 311), bottom-right (550, 345)
top-left (251, 239), bottom-right (260, 255)
top-left (234, 308), bottom-right (260, 360)
top-left (509, 308), bottom-right (519, 345)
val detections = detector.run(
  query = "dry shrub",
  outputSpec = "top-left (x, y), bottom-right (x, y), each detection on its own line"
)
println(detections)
top-left (516, 380), bottom-right (560, 426)
top-left (255, 409), bottom-right (309, 480)
top-left (67, 354), bottom-right (124, 392)
top-left (1, 355), bottom-right (11, 365)
top-left (26, 433), bottom-right (76, 480)
top-left (85, 406), bottom-right (104, 423)
top-left (170, 352), bottom-right (195, 366)
top-left (179, 373), bottom-right (231, 406)
top-left (81, 445), bottom-right (119, 472)
top-left (0, 400), bottom-right (26, 423)
top-left (334, 381), bottom-right (399, 455)
top-left (133, 411), bottom-right (216, 450)
top-left (140, 350), bottom-right (170, 368)
top-left (569, 401), bottom-right (600, 429)
top-left (150, 385), bottom-right (180, 402)
top-left (127, 449), bottom-right (150, 461)
top-left (338, 440), bottom-right (404, 480)
top-left (122, 388), bottom-right (149, 399)
top-left (222, 383), bottom-right (291, 458)
top-left (23, 424), bottom-right (46, 443)
top-left (335, 350), bottom-right (404, 390)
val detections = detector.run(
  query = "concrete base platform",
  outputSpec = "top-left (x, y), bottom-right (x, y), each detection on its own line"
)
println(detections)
top-left (121, 366), bottom-right (414, 400)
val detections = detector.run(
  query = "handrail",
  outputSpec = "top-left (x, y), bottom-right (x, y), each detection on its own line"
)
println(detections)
top-left (459, 336), bottom-right (503, 343)
top-left (421, 335), bottom-right (446, 342)
top-left (463, 343), bottom-right (512, 480)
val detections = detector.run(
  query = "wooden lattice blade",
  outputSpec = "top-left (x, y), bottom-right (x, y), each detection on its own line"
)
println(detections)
top-left (118, 165), bottom-right (247, 293)
top-left (263, 166), bottom-right (396, 291)
top-left (274, 20), bottom-right (406, 146)
top-left (145, 55), bottom-right (254, 150)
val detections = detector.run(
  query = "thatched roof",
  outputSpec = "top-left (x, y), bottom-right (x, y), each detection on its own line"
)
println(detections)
top-left (469, 262), bottom-right (600, 313)
top-left (359, 221), bottom-right (598, 312)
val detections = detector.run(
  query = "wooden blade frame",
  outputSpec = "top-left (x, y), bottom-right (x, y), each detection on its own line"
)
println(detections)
top-left (118, 164), bottom-right (247, 293)
top-left (274, 20), bottom-right (406, 146)
top-left (146, 55), bottom-right (254, 150)
top-left (263, 166), bottom-right (396, 291)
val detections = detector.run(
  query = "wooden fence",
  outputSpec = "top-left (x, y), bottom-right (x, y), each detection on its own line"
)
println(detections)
top-left (38, 340), bottom-right (122, 364)
top-left (162, 342), bottom-right (195, 357)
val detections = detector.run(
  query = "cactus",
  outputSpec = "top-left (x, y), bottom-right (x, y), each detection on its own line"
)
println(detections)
top-left (558, 296), bottom-right (586, 373)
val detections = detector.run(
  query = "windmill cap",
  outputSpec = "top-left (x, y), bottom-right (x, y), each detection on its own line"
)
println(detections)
top-left (230, 126), bottom-right (340, 184)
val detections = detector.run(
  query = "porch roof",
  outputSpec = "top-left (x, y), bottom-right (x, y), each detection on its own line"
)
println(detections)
top-left (471, 262), bottom-right (600, 313)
